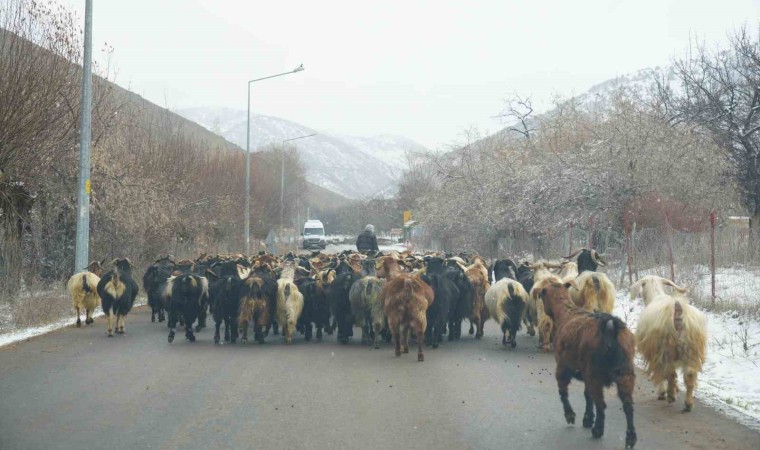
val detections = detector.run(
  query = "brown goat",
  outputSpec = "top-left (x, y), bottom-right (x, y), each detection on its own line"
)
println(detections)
top-left (380, 274), bottom-right (434, 361)
top-left (466, 263), bottom-right (490, 338)
top-left (539, 282), bottom-right (637, 449)
top-left (238, 276), bottom-right (270, 344)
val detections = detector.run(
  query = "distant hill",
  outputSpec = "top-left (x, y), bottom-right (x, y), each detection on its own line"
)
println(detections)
top-left (177, 107), bottom-right (428, 199)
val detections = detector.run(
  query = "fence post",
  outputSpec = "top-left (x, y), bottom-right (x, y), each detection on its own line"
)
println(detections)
top-left (665, 211), bottom-right (675, 282)
top-left (587, 216), bottom-right (595, 248)
top-left (711, 211), bottom-right (716, 305)
top-left (631, 221), bottom-right (638, 281)
top-left (621, 217), bottom-right (630, 286)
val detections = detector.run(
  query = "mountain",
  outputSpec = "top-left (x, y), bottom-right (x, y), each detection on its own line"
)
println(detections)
top-left (176, 107), bottom-right (428, 199)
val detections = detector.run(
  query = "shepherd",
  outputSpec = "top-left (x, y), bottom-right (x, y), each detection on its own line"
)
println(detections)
top-left (356, 224), bottom-right (379, 253)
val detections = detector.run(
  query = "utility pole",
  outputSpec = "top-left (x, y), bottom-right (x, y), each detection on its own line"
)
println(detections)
top-left (74, 0), bottom-right (93, 272)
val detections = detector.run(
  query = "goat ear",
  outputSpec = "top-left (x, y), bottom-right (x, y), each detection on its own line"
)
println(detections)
top-left (539, 288), bottom-right (547, 300)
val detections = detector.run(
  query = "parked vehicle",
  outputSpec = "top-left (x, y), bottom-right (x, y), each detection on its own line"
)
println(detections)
top-left (302, 220), bottom-right (327, 249)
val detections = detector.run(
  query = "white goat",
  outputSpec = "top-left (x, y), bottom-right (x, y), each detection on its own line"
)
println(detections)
top-left (276, 261), bottom-right (304, 344)
top-left (485, 278), bottom-right (530, 348)
top-left (568, 271), bottom-right (616, 313)
top-left (67, 271), bottom-right (102, 327)
top-left (632, 277), bottom-right (707, 412)
top-left (630, 275), bottom-right (688, 306)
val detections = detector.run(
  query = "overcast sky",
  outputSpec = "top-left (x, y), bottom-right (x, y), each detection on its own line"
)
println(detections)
top-left (55, 0), bottom-right (760, 149)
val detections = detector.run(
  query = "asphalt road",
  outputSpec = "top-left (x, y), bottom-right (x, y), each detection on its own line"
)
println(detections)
top-left (0, 306), bottom-right (757, 450)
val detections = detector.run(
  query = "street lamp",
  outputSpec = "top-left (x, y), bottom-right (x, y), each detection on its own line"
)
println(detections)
top-left (244, 64), bottom-right (304, 255)
top-left (281, 133), bottom-right (317, 235)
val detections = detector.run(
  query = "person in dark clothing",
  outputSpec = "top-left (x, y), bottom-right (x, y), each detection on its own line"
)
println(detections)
top-left (356, 224), bottom-right (379, 252)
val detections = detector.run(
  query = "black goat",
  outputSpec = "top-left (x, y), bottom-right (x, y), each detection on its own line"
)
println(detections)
top-left (422, 273), bottom-right (458, 348)
top-left (97, 258), bottom-right (139, 337)
top-left (328, 272), bottom-right (360, 344)
top-left (490, 258), bottom-right (518, 283)
top-left (295, 278), bottom-right (331, 342)
top-left (208, 260), bottom-right (243, 344)
top-left (167, 269), bottom-right (207, 343)
top-left (142, 256), bottom-right (175, 323)
top-left (564, 248), bottom-right (607, 274)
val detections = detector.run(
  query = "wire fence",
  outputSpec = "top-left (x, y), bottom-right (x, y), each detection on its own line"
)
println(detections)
top-left (410, 212), bottom-right (758, 304)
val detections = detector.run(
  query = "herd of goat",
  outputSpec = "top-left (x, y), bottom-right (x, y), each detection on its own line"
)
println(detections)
top-left (66, 247), bottom-right (709, 449)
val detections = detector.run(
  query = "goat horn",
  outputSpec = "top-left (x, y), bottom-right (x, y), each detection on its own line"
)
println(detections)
top-left (110, 258), bottom-right (119, 266)
top-left (591, 250), bottom-right (607, 266)
top-left (562, 248), bottom-right (584, 260)
top-left (662, 278), bottom-right (688, 294)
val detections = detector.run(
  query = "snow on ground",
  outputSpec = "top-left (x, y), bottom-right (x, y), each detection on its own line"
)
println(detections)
top-left (614, 266), bottom-right (760, 430)
top-left (0, 299), bottom-right (146, 348)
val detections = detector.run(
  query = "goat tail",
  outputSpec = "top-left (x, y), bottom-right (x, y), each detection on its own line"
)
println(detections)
top-left (592, 275), bottom-right (600, 293)
top-left (82, 273), bottom-right (91, 293)
top-left (673, 300), bottom-right (684, 331)
top-left (594, 315), bottom-right (633, 375)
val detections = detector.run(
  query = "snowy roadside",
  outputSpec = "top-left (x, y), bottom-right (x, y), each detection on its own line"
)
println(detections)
top-left (0, 299), bottom-right (147, 348)
top-left (613, 267), bottom-right (760, 430)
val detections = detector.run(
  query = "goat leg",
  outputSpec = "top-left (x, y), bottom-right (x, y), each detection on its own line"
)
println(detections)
top-left (618, 374), bottom-right (637, 448)
top-left (582, 388), bottom-right (595, 428)
top-left (167, 311), bottom-right (177, 343)
top-left (666, 372), bottom-right (677, 404)
top-left (417, 321), bottom-right (426, 362)
top-left (683, 370), bottom-right (697, 412)
top-left (556, 368), bottom-right (575, 424)
top-left (76, 306), bottom-right (82, 328)
top-left (589, 382), bottom-right (606, 439)
top-left (393, 326), bottom-right (401, 357)
top-left (105, 311), bottom-right (113, 337)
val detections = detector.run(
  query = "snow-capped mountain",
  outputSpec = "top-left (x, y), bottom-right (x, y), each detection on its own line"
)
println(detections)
top-left (176, 107), bottom-right (428, 199)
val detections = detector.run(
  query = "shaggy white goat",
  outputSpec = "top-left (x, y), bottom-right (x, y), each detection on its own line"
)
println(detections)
top-left (632, 277), bottom-right (707, 412)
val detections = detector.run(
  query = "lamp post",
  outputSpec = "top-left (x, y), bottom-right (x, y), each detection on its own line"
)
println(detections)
top-left (244, 64), bottom-right (304, 255)
top-left (74, 0), bottom-right (93, 272)
top-left (281, 133), bottom-right (317, 236)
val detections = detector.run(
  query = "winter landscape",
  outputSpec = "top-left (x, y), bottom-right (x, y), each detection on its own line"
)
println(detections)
top-left (1, 1), bottom-right (760, 449)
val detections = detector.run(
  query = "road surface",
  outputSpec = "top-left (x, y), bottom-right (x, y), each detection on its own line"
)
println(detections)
top-left (0, 306), bottom-right (757, 450)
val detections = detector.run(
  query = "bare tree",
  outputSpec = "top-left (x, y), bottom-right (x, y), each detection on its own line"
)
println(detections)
top-left (667, 27), bottom-right (760, 231)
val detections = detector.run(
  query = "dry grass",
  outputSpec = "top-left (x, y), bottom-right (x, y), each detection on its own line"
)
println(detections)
top-left (0, 286), bottom-right (71, 334)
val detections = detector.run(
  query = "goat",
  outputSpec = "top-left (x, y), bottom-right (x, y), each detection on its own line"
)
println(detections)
top-left (490, 258), bottom-right (518, 284)
top-left (96, 258), bottom-right (139, 337)
top-left (381, 274), bottom-right (434, 361)
top-left (142, 256), bottom-right (175, 323)
top-left (465, 261), bottom-right (489, 339)
top-left (485, 278), bottom-right (530, 348)
top-left (528, 262), bottom-right (563, 352)
top-left (328, 271), bottom-right (361, 344)
top-left (67, 261), bottom-right (103, 327)
top-left (208, 260), bottom-right (244, 344)
top-left (295, 277), bottom-right (331, 342)
top-left (166, 269), bottom-right (208, 343)
top-left (539, 282), bottom-right (637, 448)
top-left (276, 261), bottom-right (305, 344)
top-left (568, 271), bottom-right (616, 314)
top-left (630, 275), bottom-right (688, 306)
top-left (421, 272), bottom-right (457, 349)
top-left (558, 261), bottom-right (578, 283)
top-left (238, 275), bottom-right (270, 344)
top-left (564, 248), bottom-right (606, 273)
top-left (348, 259), bottom-right (387, 348)
top-left (632, 278), bottom-right (707, 412)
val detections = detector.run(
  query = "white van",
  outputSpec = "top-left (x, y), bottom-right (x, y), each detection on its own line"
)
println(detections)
top-left (302, 219), bottom-right (327, 249)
